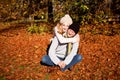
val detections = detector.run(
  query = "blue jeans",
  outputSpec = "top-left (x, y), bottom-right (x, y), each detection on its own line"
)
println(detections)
top-left (41, 54), bottom-right (82, 71)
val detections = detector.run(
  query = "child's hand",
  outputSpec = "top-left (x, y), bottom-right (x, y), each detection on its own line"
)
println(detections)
top-left (72, 34), bottom-right (80, 43)
top-left (60, 61), bottom-right (66, 68)
top-left (58, 61), bottom-right (62, 68)
top-left (58, 61), bottom-right (66, 68)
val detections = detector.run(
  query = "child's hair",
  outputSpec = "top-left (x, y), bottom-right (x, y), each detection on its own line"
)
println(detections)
top-left (56, 23), bottom-right (64, 34)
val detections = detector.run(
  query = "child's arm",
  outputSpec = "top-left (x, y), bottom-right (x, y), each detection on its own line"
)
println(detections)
top-left (54, 27), bottom-right (78, 43)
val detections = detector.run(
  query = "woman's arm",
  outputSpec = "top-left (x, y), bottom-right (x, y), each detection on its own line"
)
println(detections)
top-left (54, 27), bottom-right (78, 43)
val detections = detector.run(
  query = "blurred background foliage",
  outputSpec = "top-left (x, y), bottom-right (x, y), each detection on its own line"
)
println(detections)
top-left (53, 0), bottom-right (120, 25)
top-left (0, 0), bottom-right (120, 35)
top-left (0, 0), bottom-right (119, 25)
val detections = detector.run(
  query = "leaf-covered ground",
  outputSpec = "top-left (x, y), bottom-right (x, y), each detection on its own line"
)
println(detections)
top-left (0, 25), bottom-right (120, 80)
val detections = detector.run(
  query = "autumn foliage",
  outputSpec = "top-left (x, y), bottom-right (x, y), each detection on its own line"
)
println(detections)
top-left (0, 23), bottom-right (120, 80)
top-left (0, 0), bottom-right (120, 80)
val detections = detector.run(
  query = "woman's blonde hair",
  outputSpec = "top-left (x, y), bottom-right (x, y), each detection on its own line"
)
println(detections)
top-left (56, 23), bottom-right (64, 34)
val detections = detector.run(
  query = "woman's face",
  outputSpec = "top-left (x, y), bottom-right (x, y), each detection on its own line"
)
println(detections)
top-left (61, 23), bottom-right (69, 33)
top-left (67, 29), bottom-right (76, 37)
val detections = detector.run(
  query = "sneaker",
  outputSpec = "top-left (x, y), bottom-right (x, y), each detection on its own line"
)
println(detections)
top-left (68, 67), bottom-right (72, 71)
top-left (68, 66), bottom-right (74, 71)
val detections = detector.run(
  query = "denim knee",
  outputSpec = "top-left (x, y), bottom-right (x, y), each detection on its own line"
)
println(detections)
top-left (41, 56), bottom-right (47, 63)
top-left (77, 54), bottom-right (82, 61)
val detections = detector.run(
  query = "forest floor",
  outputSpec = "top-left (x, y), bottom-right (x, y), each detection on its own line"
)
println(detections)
top-left (0, 23), bottom-right (120, 80)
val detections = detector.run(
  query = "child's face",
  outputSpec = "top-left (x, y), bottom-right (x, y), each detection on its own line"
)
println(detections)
top-left (61, 23), bottom-right (69, 33)
top-left (67, 29), bottom-right (76, 37)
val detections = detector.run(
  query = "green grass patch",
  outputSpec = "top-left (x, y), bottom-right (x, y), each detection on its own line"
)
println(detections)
top-left (0, 76), bottom-right (6, 80)
top-left (44, 73), bottom-right (50, 80)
